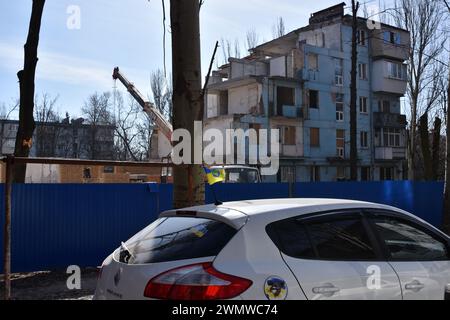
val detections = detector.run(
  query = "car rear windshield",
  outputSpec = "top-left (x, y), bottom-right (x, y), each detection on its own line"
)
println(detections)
top-left (118, 217), bottom-right (237, 264)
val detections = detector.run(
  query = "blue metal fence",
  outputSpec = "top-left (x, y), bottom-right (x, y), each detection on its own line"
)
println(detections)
top-left (0, 182), bottom-right (445, 272)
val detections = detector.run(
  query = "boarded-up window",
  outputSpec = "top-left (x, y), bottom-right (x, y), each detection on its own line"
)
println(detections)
top-left (277, 86), bottom-right (295, 115)
top-left (310, 128), bottom-right (320, 147)
top-left (283, 126), bottom-right (296, 145)
top-left (308, 53), bottom-right (319, 70)
top-left (309, 90), bottom-right (319, 109)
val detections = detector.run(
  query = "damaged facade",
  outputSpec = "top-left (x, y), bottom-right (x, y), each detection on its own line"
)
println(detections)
top-left (205, 2), bottom-right (409, 182)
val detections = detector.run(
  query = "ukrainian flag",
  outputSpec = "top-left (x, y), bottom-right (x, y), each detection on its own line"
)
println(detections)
top-left (203, 167), bottom-right (226, 185)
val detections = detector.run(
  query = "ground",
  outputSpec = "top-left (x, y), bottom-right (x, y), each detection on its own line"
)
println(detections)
top-left (0, 268), bottom-right (97, 300)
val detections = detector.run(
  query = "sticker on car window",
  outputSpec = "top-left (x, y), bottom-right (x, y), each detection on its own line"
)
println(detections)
top-left (190, 224), bottom-right (209, 238)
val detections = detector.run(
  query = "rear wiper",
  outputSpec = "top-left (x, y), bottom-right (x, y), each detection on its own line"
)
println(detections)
top-left (119, 242), bottom-right (135, 264)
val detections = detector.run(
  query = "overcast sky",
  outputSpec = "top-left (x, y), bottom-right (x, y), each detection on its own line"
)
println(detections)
top-left (0, 0), bottom-right (382, 118)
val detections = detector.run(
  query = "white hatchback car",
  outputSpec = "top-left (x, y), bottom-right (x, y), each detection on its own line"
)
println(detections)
top-left (94, 199), bottom-right (450, 300)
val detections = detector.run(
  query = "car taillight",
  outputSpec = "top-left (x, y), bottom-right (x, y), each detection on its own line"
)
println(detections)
top-left (144, 263), bottom-right (252, 300)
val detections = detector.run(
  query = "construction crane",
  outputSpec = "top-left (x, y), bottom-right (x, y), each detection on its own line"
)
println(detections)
top-left (112, 67), bottom-right (173, 142)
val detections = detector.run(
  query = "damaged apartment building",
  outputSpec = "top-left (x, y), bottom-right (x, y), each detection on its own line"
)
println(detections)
top-left (205, 2), bottom-right (409, 182)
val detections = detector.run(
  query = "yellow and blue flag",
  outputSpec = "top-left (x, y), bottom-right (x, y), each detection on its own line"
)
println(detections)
top-left (203, 167), bottom-right (225, 185)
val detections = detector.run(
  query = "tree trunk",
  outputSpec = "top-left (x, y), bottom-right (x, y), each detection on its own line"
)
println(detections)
top-left (408, 104), bottom-right (417, 180)
top-left (14, 0), bottom-right (46, 182)
top-left (443, 67), bottom-right (450, 235)
top-left (350, 0), bottom-right (360, 181)
top-left (170, 0), bottom-right (205, 208)
top-left (432, 117), bottom-right (442, 180)
top-left (419, 113), bottom-right (432, 180)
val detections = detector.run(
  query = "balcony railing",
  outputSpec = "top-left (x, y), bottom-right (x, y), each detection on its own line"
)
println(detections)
top-left (375, 147), bottom-right (406, 160)
top-left (374, 112), bottom-right (407, 128)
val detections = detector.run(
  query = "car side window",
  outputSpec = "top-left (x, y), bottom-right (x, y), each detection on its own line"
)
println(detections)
top-left (267, 214), bottom-right (377, 261)
top-left (370, 216), bottom-right (449, 261)
top-left (305, 217), bottom-right (376, 260)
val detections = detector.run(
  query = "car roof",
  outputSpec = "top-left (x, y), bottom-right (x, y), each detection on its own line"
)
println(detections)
top-left (161, 198), bottom-right (413, 229)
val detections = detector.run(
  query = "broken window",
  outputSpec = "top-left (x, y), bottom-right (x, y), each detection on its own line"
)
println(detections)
top-left (282, 126), bottom-right (296, 145)
top-left (308, 53), bottom-right (319, 70)
top-left (277, 86), bottom-right (295, 115)
top-left (357, 29), bottom-right (367, 46)
top-left (219, 91), bottom-right (228, 116)
top-left (309, 90), bottom-right (319, 109)
top-left (384, 31), bottom-right (401, 45)
top-left (310, 128), bottom-right (320, 147)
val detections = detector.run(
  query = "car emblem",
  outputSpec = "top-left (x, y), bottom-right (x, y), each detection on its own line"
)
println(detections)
top-left (264, 276), bottom-right (288, 300)
top-left (114, 268), bottom-right (123, 287)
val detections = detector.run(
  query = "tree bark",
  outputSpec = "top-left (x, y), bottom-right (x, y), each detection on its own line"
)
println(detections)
top-left (170, 0), bottom-right (205, 208)
top-left (14, 0), bottom-right (46, 182)
top-left (350, 0), bottom-right (360, 181)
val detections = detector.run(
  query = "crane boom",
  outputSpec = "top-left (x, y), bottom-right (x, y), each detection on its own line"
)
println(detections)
top-left (113, 67), bottom-right (173, 141)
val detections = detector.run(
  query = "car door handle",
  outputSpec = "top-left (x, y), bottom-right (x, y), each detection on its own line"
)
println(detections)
top-left (405, 280), bottom-right (425, 292)
top-left (312, 284), bottom-right (341, 297)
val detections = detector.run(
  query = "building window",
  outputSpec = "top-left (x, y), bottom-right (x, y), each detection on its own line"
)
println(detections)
top-left (387, 61), bottom-right (406, 80)
top-left (282, 126), bottom-right (296, 145)
top-left (336, 94), bottom-right (344, 122)
top-left (104, 166), bottom-right (115, 174)
top-left (309, 90), bottom-right (319, 109)
top-left (335, 59), bottom-right (343, 86)
top-left (357, 29), bottom-right (367, 46)
top-left (358, 63), bottom-right (368, 80)
top-left (380, 167), bottom-right (395, 181)
top-left (277, 86), bottom-right (295, 115)
top-left (361, 167), bottom-right (371, 181)
top-left (310, 166), bottom-right (321, 182)
top-left (310, 128), bottom-right (320, 147)
top-left (337, 129), bottom-right (345, 158)
top-left (359, 96), bottom-right (368, 113)
top-left (360, 131), bottom-right (369, 148)
top-left (83, 168), bottom-right (92, 179)
top-left (308, 53), bottom-right (319, 71)
top-left (280, 166), bottom-right (296, 183)
top-left (382, 128), bottom-right (401, 147)
top-left (337, 167), bottom-right (347, 181)
top-left (383, 31), bottom-right (401, 45)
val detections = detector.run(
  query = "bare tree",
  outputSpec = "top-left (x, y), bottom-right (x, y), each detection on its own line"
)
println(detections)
top-left (14, 0), bottom-right (46, 183)
top-left (82, 92), bottom-right (113, 160)
top-left (150, 69), bottom-right (173, 121)
top-left (220, 38), bottom-right (232, 64)
top-left (272, 17), bottom-right (286, 39)
top-left (246, 29), bottom-right (260, 51)
top-left (34, 93), bottom-right (61, 157)
top-left (113, 92), bottom-right (142, 161)
top-left (393, 0), bottom-right (445, 180)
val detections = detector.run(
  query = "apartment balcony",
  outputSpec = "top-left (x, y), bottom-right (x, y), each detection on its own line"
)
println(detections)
top-left (375, 147), bottom-right (406, 160)
top-left (370, 29), bottom-right (410, 61)
top-left (374, 112), bottom-right (407, 129)
top-left (372, 60), bottom-right (407, 96)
